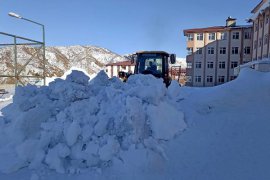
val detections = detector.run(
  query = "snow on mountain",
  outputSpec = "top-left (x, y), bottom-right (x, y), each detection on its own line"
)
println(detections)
top-left (0, 45), bottom-right (127, 83)
top-left (176, 57), bottom-right (186, 68)
top-left (168, 57), bottom-right (186, 69)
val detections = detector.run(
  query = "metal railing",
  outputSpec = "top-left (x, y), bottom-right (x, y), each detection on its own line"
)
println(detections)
top-left (0, 32), bottom-right (46, 86)
top-left (234, 59), bottom-right (270, 75)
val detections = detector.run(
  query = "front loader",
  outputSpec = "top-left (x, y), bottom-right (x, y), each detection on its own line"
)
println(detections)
top-left (119, 51), bottom-right (176, 86)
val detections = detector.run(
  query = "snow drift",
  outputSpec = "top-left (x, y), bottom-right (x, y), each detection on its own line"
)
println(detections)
top-left (1, 68), bottom-right (270, 180)
top-left (0, 70), bottom-right (186, 174)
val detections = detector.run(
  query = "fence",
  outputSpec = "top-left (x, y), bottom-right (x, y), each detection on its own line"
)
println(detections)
top-left (0, 32), bottom-right (46, 88)
top-left (234, 59), bottom-right (270, 75)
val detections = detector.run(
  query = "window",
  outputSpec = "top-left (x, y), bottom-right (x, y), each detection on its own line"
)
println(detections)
top-left (220, 47), bottom-right (226, 54)
top-left (231, 61), bottom-right (238, 68)
top-left (259, 38), bottom-right (262, 47)
top-left (206, 76), bottom-right (213, 83)
top-left (244, 32), bottom-right (251, 39)
top-left (208, 47), bottom-right (215, 54)
top-left (219, 62), bottom-right (226, 69)
top-left (187, 34), bottom-right (194, 41)
top-left (197, 33), bottom-right (204, 41)
top-left (138, 56), bottom-right (163, 74)
top-left (207, 62), bottom-right (214, 69)
top-left (264, 34), bottom-right (268, 45)
top-left (187, 62), bottom-right (192, 68)
top-left (232, 32), bottom-right (240, 39)
top-left (195, 62), bottom-right (202, 68)
top-left (232, 47), bottom-right (239, 54)
top-left (209, 33), bottom-right (216, 40)
top-left (196, 48), bottom-right (203, 54)
top-left (255, 23), bottom-right (259, 32)
top-left (221, 32), bottom-right (227, 40)
top-left (195, 76), bottom-right (201, 83)
top-left (187, 47), bottom-right (193, 55)
top-left (266, 16), bottom-right (269, 24)
top-left (218, 76), bottom-right (225, 83)
top-left (244, 47), bottom-right (251, 55)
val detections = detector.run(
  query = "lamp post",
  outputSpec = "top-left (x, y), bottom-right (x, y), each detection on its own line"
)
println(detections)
top-left (8, 12), bottom-right (46, 85)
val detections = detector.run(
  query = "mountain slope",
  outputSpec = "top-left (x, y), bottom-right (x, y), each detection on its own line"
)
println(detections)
top-left (0, 45), bottom-right (127, 83)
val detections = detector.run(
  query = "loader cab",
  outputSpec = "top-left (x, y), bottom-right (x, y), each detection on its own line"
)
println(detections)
top-left (133, 51), bottom-right (176, 86)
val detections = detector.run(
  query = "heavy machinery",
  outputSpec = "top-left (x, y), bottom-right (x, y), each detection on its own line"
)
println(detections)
top-left (119, 51), bottom-right (176, 86)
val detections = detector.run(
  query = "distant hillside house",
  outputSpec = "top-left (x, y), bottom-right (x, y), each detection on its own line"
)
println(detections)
top-left (106, 61), bottom-right (135, 78)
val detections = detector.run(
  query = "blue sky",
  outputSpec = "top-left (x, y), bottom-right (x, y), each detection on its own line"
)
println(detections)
top-left (1, 0), bottom-right (258, 57)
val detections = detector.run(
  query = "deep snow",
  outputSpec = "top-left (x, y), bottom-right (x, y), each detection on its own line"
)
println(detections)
top-left (0, 68), bottom-right (270, 180)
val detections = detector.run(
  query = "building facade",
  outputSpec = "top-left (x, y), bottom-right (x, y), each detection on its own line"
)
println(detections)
top-left (183, 18), bottom-right (253, 87)
top-left (250, 0), bottom-right (270, 61)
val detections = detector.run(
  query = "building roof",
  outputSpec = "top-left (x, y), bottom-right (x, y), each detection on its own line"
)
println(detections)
top-left (251, 0), bottom-right (266, 13)
top-left (229, 25), bottom-right (252, 29)
top-left (106, 60), bottom-right (135, 66)
top-left (249, 0), bottom-right (270, 21)
top-left (184, 26), bottom-right (225, 35)
top-left (183, 25), bottom-right (252, 35)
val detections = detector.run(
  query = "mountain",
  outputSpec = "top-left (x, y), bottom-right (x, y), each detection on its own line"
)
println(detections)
top-left (0, 45), bottom-right (127, 84)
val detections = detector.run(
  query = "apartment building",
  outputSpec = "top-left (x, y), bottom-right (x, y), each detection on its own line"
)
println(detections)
top-left (250, 0), bottom-right (270, 61)
top-left (183, 18), bottom-right (252, 87)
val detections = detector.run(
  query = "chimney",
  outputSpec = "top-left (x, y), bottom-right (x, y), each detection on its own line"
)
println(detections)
top-left (226, 16), bottom-right (237, 27)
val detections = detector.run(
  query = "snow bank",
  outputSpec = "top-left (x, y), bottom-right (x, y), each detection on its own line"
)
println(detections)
top-left (0, 70), bottom-right (186, 174)
top-left (1, 68), bottom-right (270, 180)
top-left (46, 67), bottom-right (98, 86)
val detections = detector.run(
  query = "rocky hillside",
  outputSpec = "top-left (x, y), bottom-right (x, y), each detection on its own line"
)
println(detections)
top-left (0, 45), bottom-right (127, 84)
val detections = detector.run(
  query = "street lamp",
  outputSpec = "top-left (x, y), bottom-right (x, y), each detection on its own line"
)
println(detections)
top-left (8, 12), bottom-right (46, 85)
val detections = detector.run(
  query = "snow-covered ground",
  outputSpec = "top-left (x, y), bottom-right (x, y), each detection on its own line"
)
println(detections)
top-left (0, 68), bottom-right (270, 180)
top-left (0, 85), bottom-right (15, 116)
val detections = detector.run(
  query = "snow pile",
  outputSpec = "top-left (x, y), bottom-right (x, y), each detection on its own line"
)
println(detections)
top-left (46, 67), bottom-right (98, 86)
top-left (0, 95), bottom-right (13, 103)
top-left (0, 70), bottom-right (186, 174)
